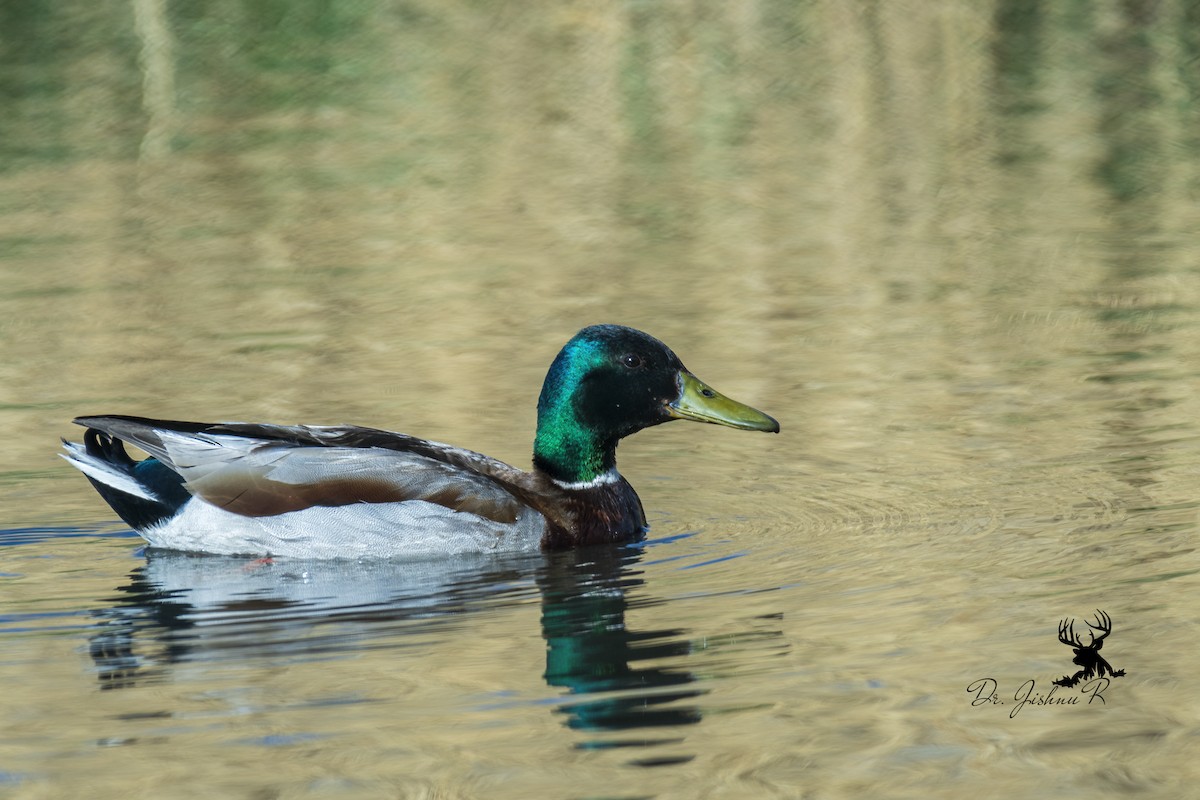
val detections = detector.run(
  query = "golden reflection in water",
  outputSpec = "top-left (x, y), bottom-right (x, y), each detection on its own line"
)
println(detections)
top-left (2, 1), bottom-right (1200, 797)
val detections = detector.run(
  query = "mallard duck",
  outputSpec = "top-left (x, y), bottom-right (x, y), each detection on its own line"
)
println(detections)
top-left (62, 324), bottom-right (778, 558)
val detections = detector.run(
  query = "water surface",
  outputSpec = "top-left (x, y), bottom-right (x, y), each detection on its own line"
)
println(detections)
top-left (3, 2), bottom-right (1200, 798)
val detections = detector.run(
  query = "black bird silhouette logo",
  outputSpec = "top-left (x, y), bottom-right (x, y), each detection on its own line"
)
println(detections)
top-left (1052, 609), bottom-right (1126, 688)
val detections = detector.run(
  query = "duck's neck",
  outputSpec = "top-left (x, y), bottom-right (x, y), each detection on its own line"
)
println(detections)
top-left (533, 409), bottom-right (618, 486)
top-left (533, 335), bottom-right (626, 486)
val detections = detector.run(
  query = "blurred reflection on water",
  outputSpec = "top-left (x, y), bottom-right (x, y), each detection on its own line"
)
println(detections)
top-left (3, 1), bottom-right (1200, 798)
top-left (89, 543), bottom-right (723, 761)
top-left (89, 549), bottom-right (549, 690)
top-left (538, 546), bottom-right (705, 753)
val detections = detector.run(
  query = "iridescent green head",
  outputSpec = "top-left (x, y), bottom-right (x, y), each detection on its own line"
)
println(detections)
top-left (532, 324), bottom-right (779, 485)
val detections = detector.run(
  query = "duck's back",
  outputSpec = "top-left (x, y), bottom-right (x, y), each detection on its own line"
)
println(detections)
top-left (62, 416), bottom-right (547, 558)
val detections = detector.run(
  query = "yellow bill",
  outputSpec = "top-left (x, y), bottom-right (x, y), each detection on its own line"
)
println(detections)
top-left (667, 371), bottom-right (779, 433)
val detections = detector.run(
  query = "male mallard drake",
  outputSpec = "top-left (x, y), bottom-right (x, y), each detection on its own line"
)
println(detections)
top-left (62, 324), bottom-right (778, 558)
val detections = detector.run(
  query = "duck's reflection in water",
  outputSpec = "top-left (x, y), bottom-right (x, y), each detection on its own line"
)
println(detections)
top-left (89, 550), bottom-right (547, 689)
top-left (89, 542), bottom-right (704, 759)
top-left (538, 546), bottom-right (702, 753)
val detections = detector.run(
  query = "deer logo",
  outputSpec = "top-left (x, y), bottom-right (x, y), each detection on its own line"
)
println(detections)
top-left (1052, 609), bottom-right (1126, 688)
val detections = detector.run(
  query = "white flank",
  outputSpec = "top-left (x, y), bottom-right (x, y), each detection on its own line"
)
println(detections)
top-left (138, 498), bottom-right (546, 559)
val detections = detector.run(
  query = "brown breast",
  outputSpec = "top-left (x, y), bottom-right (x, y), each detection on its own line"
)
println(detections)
top-left (530, 474), bottom-right (648, 550)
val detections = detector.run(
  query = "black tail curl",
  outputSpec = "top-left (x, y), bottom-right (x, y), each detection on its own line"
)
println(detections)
top-left (84, 428), bottom-right (136, 467)
top-left (79, 428), bottom-right (189, 531)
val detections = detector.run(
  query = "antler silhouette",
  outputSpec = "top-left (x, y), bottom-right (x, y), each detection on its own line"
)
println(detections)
top-left (1057, 618), bottom-right (1085, 648)
top-left (1052, 609), bottom-right (1125, 688)
top-left (1085, 609), bottom-right (1112, 649)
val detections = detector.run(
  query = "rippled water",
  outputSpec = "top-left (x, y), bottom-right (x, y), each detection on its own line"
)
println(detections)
top-left (3, 2), bottom-right (1200, 798)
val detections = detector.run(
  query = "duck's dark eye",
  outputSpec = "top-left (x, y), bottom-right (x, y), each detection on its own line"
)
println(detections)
top-left (620, 353), bottom-right (645, 370)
